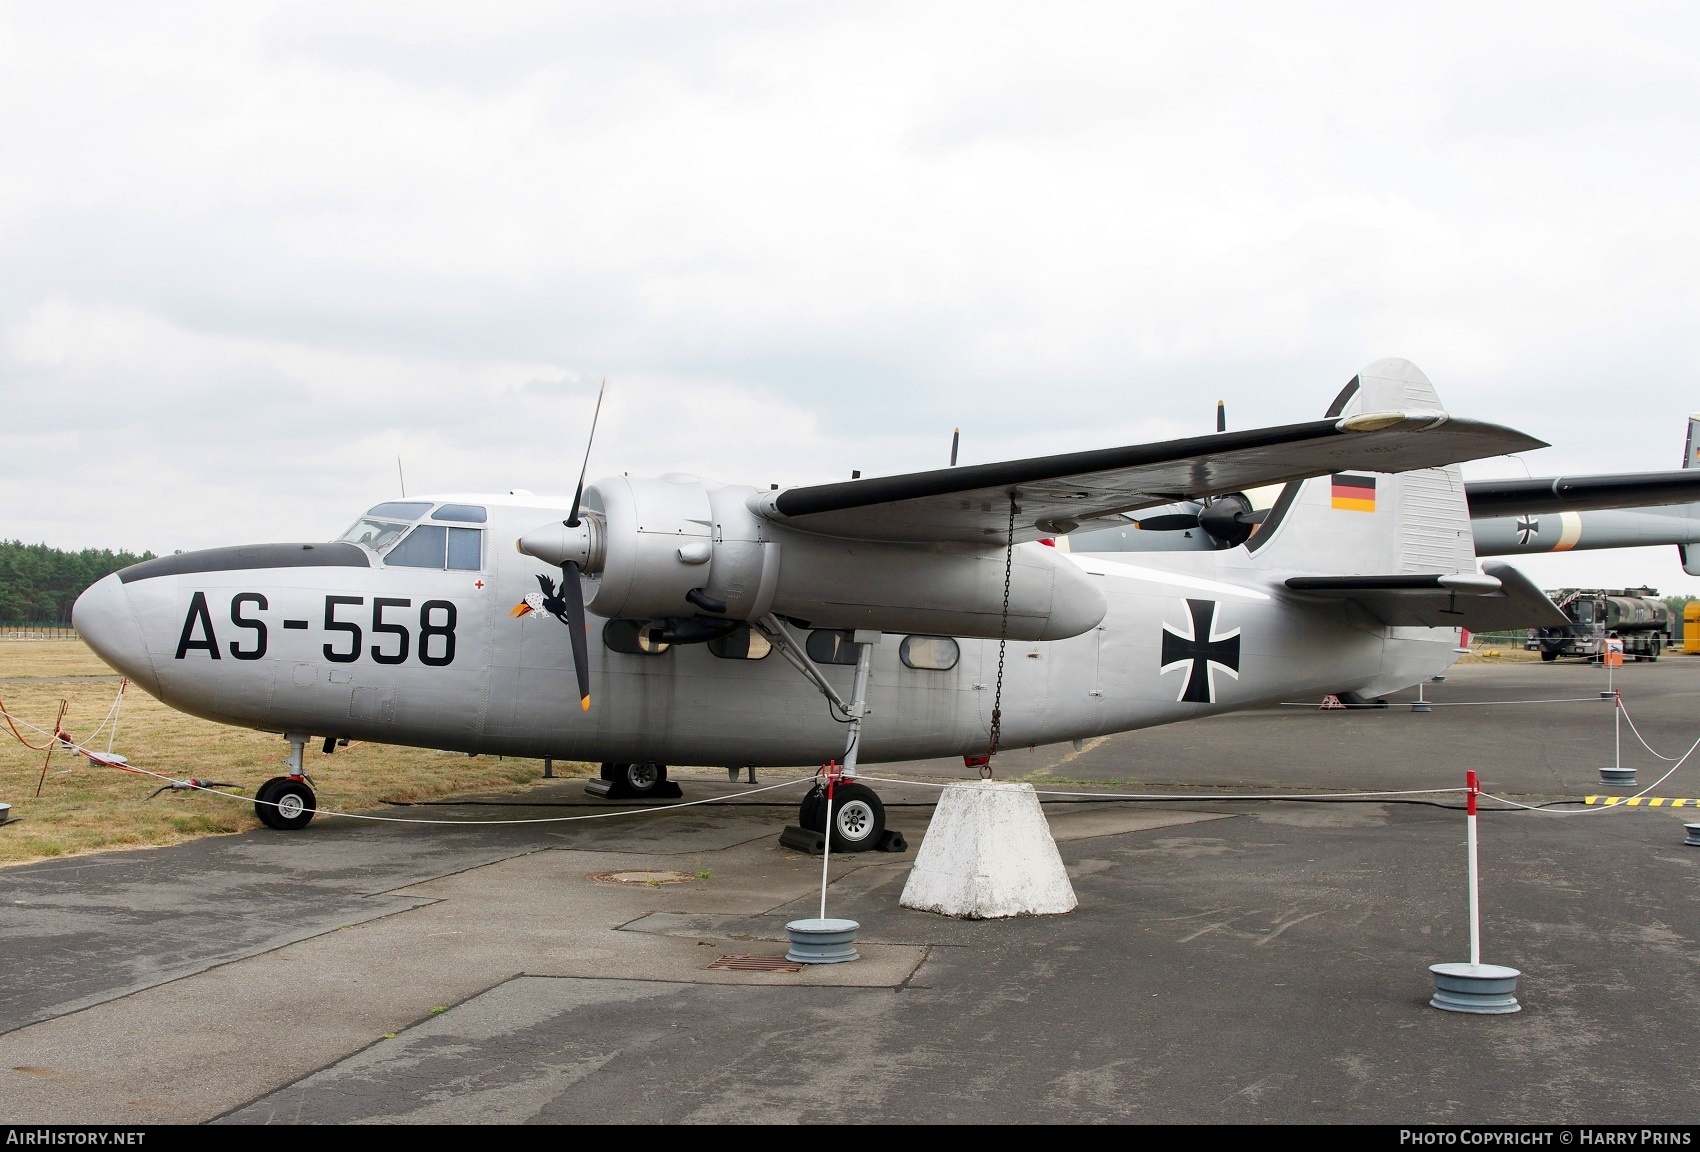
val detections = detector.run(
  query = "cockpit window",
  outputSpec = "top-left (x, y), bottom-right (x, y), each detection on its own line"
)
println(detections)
top-left (385, 524), bottom-right (483, 570)
top-left (340, 517), bottom-right (412, 553)
top-left (367, 501), bottom-right (433, 520)
top-left (386, 525), bottom-right (446, 567)
top-left (431, 504), bottom-right (488, 523)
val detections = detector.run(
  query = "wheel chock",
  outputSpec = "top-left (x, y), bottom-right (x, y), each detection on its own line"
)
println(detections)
top-left (584, 778), bottom-right (683, 800)
top-left (875, 828), bottom-right (907, 853)
top-left (778, 825), bottom-right (826, 855)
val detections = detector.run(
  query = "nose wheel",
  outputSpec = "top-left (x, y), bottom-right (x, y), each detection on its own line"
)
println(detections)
top-left (255, 777), bottom-right (317, 831)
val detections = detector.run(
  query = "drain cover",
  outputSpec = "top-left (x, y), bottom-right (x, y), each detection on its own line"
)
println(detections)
top-left (589, 869), bottom-right (696, 885)
top-left (706, 955), bottom-right (804, 973)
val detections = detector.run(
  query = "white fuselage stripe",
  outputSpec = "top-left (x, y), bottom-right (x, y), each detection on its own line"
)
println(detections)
top-left (1066, 553), bottom-right (1272, 600)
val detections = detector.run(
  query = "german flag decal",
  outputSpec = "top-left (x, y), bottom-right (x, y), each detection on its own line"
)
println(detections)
top-left (1330, 473), bottom-right (1376, 512)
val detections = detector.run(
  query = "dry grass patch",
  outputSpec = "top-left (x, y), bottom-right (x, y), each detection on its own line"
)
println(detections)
top-left (0, 640), bottom-right (591, 867)
top-left (1455, 646), bottom-right (1543, 664)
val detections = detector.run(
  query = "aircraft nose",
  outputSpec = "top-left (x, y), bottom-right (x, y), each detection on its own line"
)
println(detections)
top-left (73, 573), bottom-right (159, 693)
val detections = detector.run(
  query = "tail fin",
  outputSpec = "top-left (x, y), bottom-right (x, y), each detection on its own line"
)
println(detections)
top-left (1679, 413), bottom-right (1700, 575)
top-left (1246, 358), bottom-right (1474, 576)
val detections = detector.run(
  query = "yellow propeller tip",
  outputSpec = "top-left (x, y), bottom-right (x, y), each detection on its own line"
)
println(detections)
top-left (580, 696), bottom-right (592, 712)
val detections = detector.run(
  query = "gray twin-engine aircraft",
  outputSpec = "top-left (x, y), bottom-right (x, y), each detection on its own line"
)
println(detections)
top-left (74, 358), bottom-right (1584, 849)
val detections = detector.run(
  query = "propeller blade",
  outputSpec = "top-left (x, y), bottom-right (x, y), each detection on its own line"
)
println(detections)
top-left (1216, 400), bottom-right (1226, 434)
top-left (566, 378), bottom-right (607, 529)
top-left (561, 561), bottom-right (591, 711)
top-left (1132, 514), bottom-right (1201, 532)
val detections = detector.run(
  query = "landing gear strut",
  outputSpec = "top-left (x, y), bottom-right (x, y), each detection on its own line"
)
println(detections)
top-left (752, 622), bottom-right (906, 855)
top-left (255, 733), bottom-right (318, 831)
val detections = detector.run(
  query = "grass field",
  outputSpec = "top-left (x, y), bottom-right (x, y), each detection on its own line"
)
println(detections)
top-left (0, 640), bottom-right (591, 867)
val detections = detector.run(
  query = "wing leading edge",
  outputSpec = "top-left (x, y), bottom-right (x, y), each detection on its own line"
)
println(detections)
top-left (760, 412), bottom-right (1545, 544)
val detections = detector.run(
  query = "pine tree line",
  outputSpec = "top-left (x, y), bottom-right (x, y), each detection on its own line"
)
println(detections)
top-left (0, 540), bottom-right (155, 624)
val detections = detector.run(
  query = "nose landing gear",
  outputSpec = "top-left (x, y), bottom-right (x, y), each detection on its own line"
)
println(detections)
top-left (255, 733), bottom-right (318, 831)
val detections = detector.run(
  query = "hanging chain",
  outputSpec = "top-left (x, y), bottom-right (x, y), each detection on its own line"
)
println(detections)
top-left (984, 493), bottom-right (1017, 777)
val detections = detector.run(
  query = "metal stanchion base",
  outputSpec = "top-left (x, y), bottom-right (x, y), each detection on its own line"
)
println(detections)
top-left (1411, 702), bottom-right (1432, 713)
top-left (1429, 962), bottom-right (1522, 1014)
top-left (1685, 823), bottom-right (1700, 847)
top-left (785, 918), bottom-right (860, 964)
top-left (1599, 767), bottom-right (1637, 788)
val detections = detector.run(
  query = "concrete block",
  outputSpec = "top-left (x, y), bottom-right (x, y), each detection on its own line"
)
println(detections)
top-left (899, 782), bottom-right (1077, 918)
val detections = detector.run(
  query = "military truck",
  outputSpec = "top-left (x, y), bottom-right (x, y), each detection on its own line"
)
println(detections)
top-left (1526, 587), bottom-right (1672, 661)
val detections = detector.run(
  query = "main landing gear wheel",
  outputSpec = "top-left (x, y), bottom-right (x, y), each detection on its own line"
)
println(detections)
top-left (255, 776), bottom-right (317, 831)
top-left (799, 782), bottom-right (885, 852)
top-left (1541, 649), bottom-right (1559, 662)
top-left (604, 761), bottom-right (667, 796)
top-left (587, 762), bottom-right (682, 800)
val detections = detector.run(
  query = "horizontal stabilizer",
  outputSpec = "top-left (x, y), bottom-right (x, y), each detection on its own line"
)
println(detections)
top-left (1284, 562), bottom-right (1565, 630)
top-left (762, 412), bottom-right (1543, 544)
top-left (1465, 471), bottom-right (1700, 518)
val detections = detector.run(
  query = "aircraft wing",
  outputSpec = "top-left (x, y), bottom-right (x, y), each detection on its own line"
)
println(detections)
top-left (1284, 562), bottom-right (1566, 630)
top-left (1465, 470), bottom-right (1700, 518)
top-left (760, 413), bottom-right (1544, 544)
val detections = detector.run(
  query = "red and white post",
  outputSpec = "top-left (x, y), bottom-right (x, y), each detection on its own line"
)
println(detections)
top-left (1428, 769), bottom-right (1521, 1013)
top-left (1466, 769), bottom-right (1480, 967)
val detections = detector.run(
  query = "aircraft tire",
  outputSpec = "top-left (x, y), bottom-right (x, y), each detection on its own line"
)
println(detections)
top-left (254, 776), bottom-right (290, 829)
top-left (1541, 650), bottom-right (1558, 662)
top-left (265, 780), bottom-right (317, 831)
top-left (826, 783), bottom-right (885, 853)
top-left (798, 786), bottom-right (825, 833)
top-left (622, 762), bottom-right (666, 796)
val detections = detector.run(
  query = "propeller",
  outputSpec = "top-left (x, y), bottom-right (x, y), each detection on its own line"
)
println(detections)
top-left (1130, 510), bottom-right (1204, 533)
top-left (1129, 494), bottom-right (1267, 547)
top-left (548, 379), bottom-right (605, 712)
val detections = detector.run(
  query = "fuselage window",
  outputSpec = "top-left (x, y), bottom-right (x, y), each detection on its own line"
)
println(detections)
top-left (899, 635), bottom-right (959, 671)
top-left (805, 629), bottom-right (861, 666)
top-left (387, 525), bottom-right (484, 570)
top-left (432, 504), bottom-right (488, 524)
top-left (604, 619), bottom-right (671, 655)
top-left (708, 626), bottom-right (772, 661)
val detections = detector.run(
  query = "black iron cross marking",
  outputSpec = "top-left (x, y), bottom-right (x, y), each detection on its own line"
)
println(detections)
top-left (1160, 599), bottom-right (1241, 704)
top-left (1516, 515), bottom-right (1539, 546)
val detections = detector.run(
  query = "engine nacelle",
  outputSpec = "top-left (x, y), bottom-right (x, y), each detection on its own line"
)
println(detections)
top-left (578, 474), bottom-right (718, 620)
top-left (518, 474), bottom-right (1107, 640)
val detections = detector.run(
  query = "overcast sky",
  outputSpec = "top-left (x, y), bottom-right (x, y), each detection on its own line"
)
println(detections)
top-left (4, 3), bottom-right (1700, 592)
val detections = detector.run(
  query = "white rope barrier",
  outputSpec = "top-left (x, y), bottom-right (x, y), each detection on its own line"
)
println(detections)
top-left (0, 702), bottom-right (813, 826)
